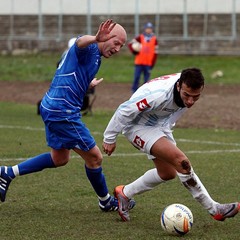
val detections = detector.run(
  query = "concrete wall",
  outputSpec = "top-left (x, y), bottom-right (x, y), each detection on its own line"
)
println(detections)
top-left (0, 0), bottom-right (239, 14)
top-left (0, 0), bottom-right (240, 55)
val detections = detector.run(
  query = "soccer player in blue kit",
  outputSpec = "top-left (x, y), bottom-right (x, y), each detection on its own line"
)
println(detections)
top-left (0, 19), bottom-right (128, 211)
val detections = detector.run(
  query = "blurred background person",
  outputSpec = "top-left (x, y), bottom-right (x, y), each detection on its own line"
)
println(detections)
top-left (56, 37), bottom-right (77, 67)
top-left (128, 22), bottom-right (158, 93)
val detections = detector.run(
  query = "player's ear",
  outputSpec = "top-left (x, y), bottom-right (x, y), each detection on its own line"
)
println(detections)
top-left (176, 81), bottom-right (180, 92)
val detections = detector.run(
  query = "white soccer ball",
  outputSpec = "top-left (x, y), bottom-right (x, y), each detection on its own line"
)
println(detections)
top-left (131, 41), bottom-right (142, 52)
top-left (160, 203), bottom-right (193, 236)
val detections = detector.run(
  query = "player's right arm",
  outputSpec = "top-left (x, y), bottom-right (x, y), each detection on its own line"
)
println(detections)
top-left (103, 104), bottom-right (134, 145)
top-left (102, 98), bottom-right (142, 156)
top-left (76, 19), bottom-right (116, 48)
top-left (102, 142), bottom-right (116, 156)
top-left (102, 88), bottom-right (160, 156)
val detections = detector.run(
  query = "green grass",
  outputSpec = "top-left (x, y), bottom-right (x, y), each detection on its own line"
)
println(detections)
top-left (99, 54), bottom-right (240, 85)
top-left (0, 53), bottom-right (59, 82)
top-left (0, 53), bottom-right (240, 84)
top-left (0, 53), bottom-right (240, 239)
top-left (0, 102), bottom-right (240, 240)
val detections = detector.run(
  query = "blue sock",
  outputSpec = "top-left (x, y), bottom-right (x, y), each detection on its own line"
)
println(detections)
top-left (85, 165), bottom-right (109, 200)
top-left (8, 153), bottom-right (55, 178)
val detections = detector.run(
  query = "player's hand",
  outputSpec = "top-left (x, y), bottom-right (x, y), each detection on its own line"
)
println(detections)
top-left (102, 142), bottom-right (116, 156)
top-left (96, 19), bottom-right (117, 43)
top-left (90, 77), bottom-right (103, 88)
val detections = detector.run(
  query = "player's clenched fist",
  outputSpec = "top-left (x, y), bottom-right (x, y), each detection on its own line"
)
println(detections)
top-left (102, 142), bottom-right (116, 156)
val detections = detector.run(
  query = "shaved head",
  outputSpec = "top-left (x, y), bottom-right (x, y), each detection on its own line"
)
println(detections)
top-left (97, 21), bottom-right (127, 58)
top-left (111, 23), bottom-right (127, 44)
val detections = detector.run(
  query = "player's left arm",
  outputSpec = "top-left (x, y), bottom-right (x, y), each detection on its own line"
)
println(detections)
top-left (89, 77), bottom-right (103, 89)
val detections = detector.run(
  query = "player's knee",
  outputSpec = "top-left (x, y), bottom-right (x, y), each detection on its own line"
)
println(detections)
top-left (86, 153), bottom-right (103, 168)
top-left (93, 155), bottom-right (103, 166)
top-left (161, 173), bottom-right (176, 181)
top-left (178, 158), bottom-right (191, 174)
top-left (53, 157), bottom-right (69, 167)
top-left (51, 149), bottom-right (70, 167)
top-left (159, 170), bottom-right (177, 181)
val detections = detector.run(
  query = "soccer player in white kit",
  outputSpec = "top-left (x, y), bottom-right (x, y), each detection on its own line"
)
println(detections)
top-left (103, 68), bottom-right (240, 221)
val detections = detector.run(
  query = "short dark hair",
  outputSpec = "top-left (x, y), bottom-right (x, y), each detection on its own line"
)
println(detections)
top-left (178, 68), bottom-right (205, 89)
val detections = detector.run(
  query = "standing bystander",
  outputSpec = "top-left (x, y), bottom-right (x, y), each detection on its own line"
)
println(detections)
top-left (128, 22), bottom-right (158, 93)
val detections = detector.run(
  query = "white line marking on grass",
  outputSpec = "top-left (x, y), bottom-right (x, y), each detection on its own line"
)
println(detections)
top-left (177, 138), bottom-right (240, 146)
top-left (1, 124), bottom-right (240, 162)
top-left (1, 124), bottom-right (240, 147)
top-left (108, 149), bottom-right (240, 156)
top-left (1, 149), bottom-right (240, 162)
top-left (0, 124), bottom-right (102, 135)
top-left (0, 125), bottom-right (44, 131)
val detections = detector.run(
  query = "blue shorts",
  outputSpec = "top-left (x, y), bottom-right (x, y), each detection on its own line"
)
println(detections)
top-left (43, 118), bottom-right (96, 151)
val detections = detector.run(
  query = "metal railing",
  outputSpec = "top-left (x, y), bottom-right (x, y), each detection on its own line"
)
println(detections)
top-left (0, 0), bottom-right (239, 54)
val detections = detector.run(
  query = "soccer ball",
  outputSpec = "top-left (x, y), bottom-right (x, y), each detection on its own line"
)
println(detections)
top-left (160, 203), bottom-right (193, 236)
top-left (131, 41), bottom-right (142, 52)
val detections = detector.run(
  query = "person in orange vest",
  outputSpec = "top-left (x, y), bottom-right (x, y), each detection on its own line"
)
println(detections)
top-left (128, 22), bottom-right (158, 93)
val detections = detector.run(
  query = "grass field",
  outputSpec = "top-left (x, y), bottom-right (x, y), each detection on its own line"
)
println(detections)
top-left (0, 54), bottom-right (240, 239)
top-left (0, 53), bottom-right (240, 84)
top-left (0, 102), bottom-right (240, 240)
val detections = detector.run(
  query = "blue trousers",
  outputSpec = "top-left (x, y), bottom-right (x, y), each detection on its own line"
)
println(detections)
top-left (132, 65), bottom-right (151, 93)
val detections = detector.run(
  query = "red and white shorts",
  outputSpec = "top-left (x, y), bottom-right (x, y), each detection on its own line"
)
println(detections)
top-left (122, 125), bottom-right (176, 160)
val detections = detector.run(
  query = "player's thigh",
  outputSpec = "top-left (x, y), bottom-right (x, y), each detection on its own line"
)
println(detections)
top-left (151, 137), bottom-right (188, 172)
top-left (123, 125), bottom-right (172, 155)
top-left (51, 148), bottom-right (70, 166)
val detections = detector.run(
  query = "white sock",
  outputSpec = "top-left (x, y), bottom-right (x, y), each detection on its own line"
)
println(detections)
top-left (124, 168), bottom-right (165, 199)
top-left (12, 165), bottom-right (19, 177)
top-left (98, 193), bottom-right (110, 202)
top-left (177, 167), bottom-right (218, 214)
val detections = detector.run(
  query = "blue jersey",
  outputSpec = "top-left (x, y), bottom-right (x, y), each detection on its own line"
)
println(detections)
top-left (41, 38), bottom-right (101, 121)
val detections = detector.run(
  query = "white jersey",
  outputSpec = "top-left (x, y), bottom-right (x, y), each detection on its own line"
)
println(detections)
top-left (104, 73), bottom-right (187, 144)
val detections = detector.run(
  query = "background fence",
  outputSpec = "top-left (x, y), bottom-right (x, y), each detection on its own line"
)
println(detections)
top-left (0, 0), bottom-right (240, 55)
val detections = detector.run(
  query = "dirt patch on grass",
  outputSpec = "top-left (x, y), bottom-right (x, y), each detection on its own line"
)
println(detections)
top-left (0, 81), bottom-right (239, 130)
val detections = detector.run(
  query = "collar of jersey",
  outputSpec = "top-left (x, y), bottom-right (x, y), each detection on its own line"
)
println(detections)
top-left (173, 81), bottom-right (185, 108)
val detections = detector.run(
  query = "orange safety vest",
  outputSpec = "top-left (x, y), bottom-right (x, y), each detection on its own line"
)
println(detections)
top-left (135, 34), bottom-right (157, 66)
